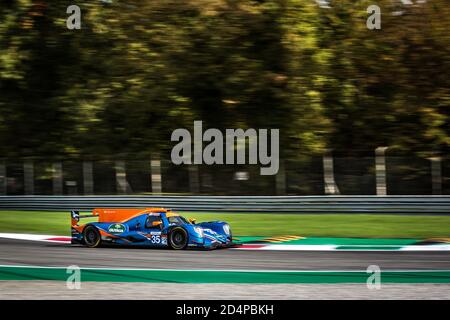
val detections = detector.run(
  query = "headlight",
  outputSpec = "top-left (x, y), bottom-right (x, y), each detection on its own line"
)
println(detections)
top-left (223, 224), bottom-right (230, 236)
top-left (194, 227), bottom-right (204, 237)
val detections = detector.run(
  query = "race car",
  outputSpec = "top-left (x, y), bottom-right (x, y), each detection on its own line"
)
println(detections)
top-left (71, 208), bottom-right (233, 250)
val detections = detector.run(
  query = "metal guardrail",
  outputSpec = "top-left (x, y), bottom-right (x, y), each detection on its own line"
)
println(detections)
top-left (0, 195), bottom-right (449, 214)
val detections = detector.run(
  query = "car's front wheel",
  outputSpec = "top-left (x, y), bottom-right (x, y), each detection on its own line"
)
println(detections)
top-left (83, 225), bottom-right (101, 248)
top-left (168, 227), bottom-right (188, 250)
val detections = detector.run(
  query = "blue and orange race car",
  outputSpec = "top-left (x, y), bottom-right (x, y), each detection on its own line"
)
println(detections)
top-left (71, 208), bottom-right (233, 250)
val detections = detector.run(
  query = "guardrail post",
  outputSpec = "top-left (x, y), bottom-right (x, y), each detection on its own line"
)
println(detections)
top-left (323, 150), bottom-right (339, 195)
top-left (115, 160), bottom-right (129, 194)
top-left (52, 162), bottom-right (63, 195)
top-left (430, 156), bottom-right (442, 195)
top-left (151, 159), bottom-right (162, 194)
top-left (189, 165), bottom-right (200, 193)
top-left (0, 162), bottom-right (6, 195)
top-left (276, 160), bottom-right (286, 195)
top-left (375, 147), bottom-right (388, 196)
top-left (24, 160), bottom-right (34, 195)
top-left (83, 161), bottom-right (94, 195)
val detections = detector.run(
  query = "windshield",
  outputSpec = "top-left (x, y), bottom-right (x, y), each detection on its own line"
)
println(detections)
top-left (167, 216), bottom-right (189, 225)
top-left (145, 215), bottom-right (162, 228)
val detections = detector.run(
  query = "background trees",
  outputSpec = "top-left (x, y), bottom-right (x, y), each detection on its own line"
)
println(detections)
top-left (0, 0), bottom-right (448, 160)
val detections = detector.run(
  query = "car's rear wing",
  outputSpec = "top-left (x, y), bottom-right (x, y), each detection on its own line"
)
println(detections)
top-left (70, 210), bottom-right (98, 227)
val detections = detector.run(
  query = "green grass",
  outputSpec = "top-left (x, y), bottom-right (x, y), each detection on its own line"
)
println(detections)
top-left (2, 266), bottom-right (450, 283)
top-left (0, 210), bottom-right (449, 238)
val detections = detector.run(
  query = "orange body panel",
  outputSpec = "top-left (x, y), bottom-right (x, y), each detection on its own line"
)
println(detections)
top-left (93, 208), bottom-right (146, 223)
top-left (92, 208), bottom-right (177, 223)
top-left (99, 229), bottom-right (120, 239)
top-left (72, 224), bottom-right (84, 233)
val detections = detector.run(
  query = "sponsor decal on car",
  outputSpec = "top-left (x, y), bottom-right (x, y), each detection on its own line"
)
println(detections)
top-left (108, 223), bottom-right (126, 234)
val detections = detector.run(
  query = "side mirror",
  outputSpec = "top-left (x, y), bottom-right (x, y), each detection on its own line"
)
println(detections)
top-left (189, 218), bottom-right (197, 224)
top-left (152, 221), bottom-right (162, 227)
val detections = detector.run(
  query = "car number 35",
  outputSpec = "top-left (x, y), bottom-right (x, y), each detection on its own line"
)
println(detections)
top-left (150, 235), bottom-right (161, 244)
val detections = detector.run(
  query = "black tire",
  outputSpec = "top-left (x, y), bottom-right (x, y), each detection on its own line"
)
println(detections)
top-left (168, 227), bottom-right (188, 250)
top-left (83, 225), bottom-right (101, 248)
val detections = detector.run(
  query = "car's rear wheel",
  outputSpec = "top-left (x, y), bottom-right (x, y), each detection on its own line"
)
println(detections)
top-left (83, 225), bottom-right (101, 248)
top-left (168, 227), bottom-right (188, 250)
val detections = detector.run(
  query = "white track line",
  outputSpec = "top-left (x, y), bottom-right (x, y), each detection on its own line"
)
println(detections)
top-left (0, 233), bottom-right (70, 243)
top-left (400, 244), bottom-right (450, 251)
top-left (1, 264), bottom-right (449, 273)
top-left (1, 233), bottom-right (450, 251)
top-left (236, 244), bottom-right (450, 251)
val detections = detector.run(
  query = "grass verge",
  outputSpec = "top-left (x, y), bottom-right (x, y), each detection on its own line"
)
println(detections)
top-left (0, 210), bottom-right (449, 238)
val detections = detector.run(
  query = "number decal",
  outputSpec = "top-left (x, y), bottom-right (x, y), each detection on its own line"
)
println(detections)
top-left (150, 235), bottom-right (161, 244)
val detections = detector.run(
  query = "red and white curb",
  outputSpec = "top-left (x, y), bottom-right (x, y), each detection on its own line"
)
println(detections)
top-left (1, 233), bottom-right (450, 251)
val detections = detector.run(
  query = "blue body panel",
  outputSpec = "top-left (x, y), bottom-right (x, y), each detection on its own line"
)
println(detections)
top-left (72, 212), bottom-right (232, 249)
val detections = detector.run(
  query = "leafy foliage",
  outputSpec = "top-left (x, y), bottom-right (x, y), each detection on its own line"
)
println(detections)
top-left (0, 0), bottom-right (448, 159)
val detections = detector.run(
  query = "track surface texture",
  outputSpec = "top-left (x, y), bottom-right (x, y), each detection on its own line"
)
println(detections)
top-left (1, 281), bottom-right (449, 300)
top-left (0, 238), bottom-right (449, 270)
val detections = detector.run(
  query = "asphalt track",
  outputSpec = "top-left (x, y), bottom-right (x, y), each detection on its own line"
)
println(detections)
top-left (1, 238), bottom-right (449, 270)
top-left (2, 282), bottom-right (449, 300)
